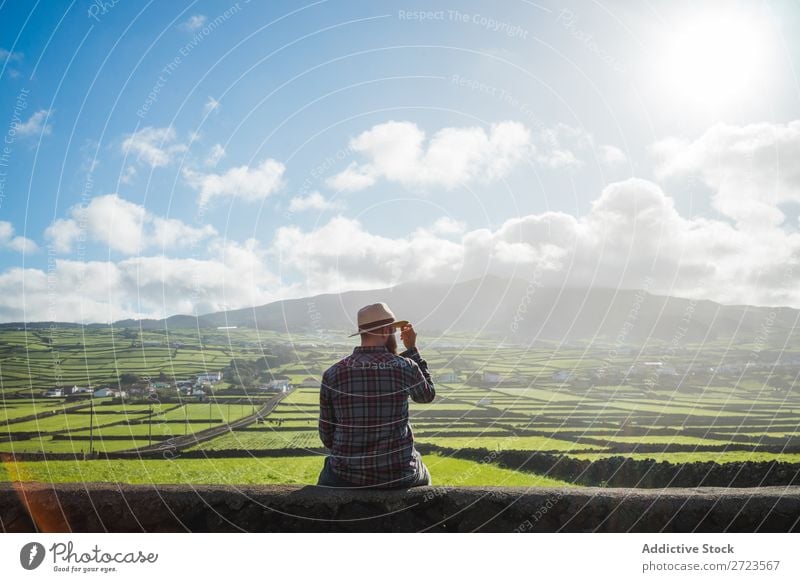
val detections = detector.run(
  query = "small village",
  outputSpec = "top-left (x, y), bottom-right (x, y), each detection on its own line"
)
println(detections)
top-left (40, 370), bottom-right (300, 403)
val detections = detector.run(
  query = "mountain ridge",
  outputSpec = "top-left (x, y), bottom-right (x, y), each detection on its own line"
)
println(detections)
top-left (1, 275), bottom-right (798, 344)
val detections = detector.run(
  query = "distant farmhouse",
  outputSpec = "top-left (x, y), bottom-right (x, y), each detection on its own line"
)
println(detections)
top-left (44, 385), bottom-right (94, 398)
top-left (93, 387), bottom-right (126, 399)
top-left (197, 371), bottom-right (222, 384)
top-left (260, 378), bottom-right (291, 393)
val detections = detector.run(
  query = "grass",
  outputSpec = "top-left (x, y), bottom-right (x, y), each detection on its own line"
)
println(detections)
top-left (188, 429), bottom-right (323, 450)
top-left (0, 452), bottom-right (579, 487)
top-left (416, 435), bottom-right (606, 452)
top-left (569, 452), bottom-right (800, 463)
top-left (0, 436), bottom-right (154, 453)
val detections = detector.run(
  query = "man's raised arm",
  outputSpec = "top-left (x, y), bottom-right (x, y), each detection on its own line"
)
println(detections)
top-left (400, 345), bottom-right (436, 403)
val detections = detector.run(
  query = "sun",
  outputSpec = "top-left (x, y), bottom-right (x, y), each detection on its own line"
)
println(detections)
top-left (656, 10), bottom-right (770, 110)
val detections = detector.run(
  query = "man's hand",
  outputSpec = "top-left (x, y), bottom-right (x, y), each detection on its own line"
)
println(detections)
top-left (400, 323), bottom-right (416, 351)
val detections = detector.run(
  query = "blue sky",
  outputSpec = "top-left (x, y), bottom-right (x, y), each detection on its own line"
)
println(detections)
top-left (1, 0), bottom-right (800, 322)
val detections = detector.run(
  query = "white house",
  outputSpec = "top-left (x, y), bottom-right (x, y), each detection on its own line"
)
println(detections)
top-left (197, 371), bottom-right (222, 384)
top-left (44, 388), bottom-right (63, 397)
top-left (92, 387), bottom-right (120, 398)
top-left (261, 379), bottom-right (291, 393)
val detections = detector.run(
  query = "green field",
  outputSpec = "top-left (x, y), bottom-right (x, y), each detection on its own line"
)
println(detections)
top-left (0, 452), bottom-right (577, 487)
top-left (2, 327), bottom-right (800, 486)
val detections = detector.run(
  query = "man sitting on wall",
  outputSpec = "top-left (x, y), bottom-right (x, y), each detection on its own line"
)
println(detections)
top-left (317, 302), bottom-right (436, 488)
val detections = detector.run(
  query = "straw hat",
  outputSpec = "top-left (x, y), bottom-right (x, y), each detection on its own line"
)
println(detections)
top-left (347, 302), bottom-right (409, 337)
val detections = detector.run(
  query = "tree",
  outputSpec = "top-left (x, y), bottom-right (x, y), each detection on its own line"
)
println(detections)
top-left (119, 373), bottom-right (141, 386)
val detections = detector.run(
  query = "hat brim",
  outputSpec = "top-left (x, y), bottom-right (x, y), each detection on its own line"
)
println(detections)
top-left (347, 319), bottom-right (409, 337)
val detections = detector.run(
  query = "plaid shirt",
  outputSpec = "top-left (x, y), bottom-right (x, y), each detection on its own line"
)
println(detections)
top-left (319, 345), bottom-right (435, 486)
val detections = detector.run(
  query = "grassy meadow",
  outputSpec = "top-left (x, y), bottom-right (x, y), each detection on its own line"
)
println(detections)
top-left (2, 326), bottom-right (800, 486)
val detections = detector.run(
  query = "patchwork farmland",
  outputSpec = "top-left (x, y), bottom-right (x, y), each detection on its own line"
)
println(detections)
top-left (2, 327), bottom-right (800, 487)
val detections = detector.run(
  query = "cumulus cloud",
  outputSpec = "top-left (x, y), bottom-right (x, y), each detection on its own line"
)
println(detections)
top-left (44, 193), bottom-right (216, 255)
top-left (429, 216), bottom-right (467, 236)
top-left (14, 109), bottom-right (52, 136)
top-left (271, 215), bottom-right (464, 291)
top-left (651, 120), bottom-right (800, 228)
top-left (183, 158), bottom-right (286, 206)
top-left (287, 191), bottom-right (342, 213)
top-left (325, 120), bottom-right (531, 191)
top-left (11, 175), bottom-right (800, 322)
top-left (0, 238), bottom-right (284, 323)
top-left (408, 216), bottom-right (467, 239)
top-left (44, 218), bottom-right (82, 253)
top-left (0, 221), bottom-right (38, 254)
top-left (121, 126), bottom-right (188, 168)
top-left (269, 177), bottom-right (800, 307)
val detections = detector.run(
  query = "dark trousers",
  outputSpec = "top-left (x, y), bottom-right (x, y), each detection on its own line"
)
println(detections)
top-left (316, 450), bottom-right (431, 489)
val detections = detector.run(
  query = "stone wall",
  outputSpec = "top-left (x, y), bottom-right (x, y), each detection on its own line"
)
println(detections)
top-left (2, 482), bottom-right (799, 532)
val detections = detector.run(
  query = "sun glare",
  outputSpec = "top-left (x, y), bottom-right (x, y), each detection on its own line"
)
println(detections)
top-left (658, 11), bottom-right (769, 110)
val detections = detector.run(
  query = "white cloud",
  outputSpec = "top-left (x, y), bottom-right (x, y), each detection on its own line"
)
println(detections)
top-left (82, 194), bottom-right (148, 254)
top-left (427, 216), bottom-right (467, 236)
top-left (0, 238), bottom-right (283, 323)
top-left (325, 161), bottom-right (377, 191)
top-left (181, 15), bottom-right (206, 31)
top-left (205, 143), bottom-right (225, 167)
top-left (325, 120), bottom-right (531, 191)
top-left (533, 123), bottom-right (592, 169)
top-left (44, 218), bottom-right (82, 253)
top-left (44, 194), bottom-right (216, 255)
top-left (7, 176), bottom-right (800, 322)
top-left (598, 144), bottom-right (628, 165)
top-left (14, 109), bottom-right (52, 136)
top-left (0, 221), bottom-right (38, 254)
top-left (120, 164), bottom-right (137, 184)
top-left (184, 158), bottom-right (286, 206)
top-left (268, 177), bottom-right (800, 308)
top-left (287, 191), bottom-right (342, 213)
top-left (271, 215), bottom-right (464, 291)
top-left (149, 216), bottom-right (217, 249)
top-left (8, 236), bottom-right (39, 254)
top-left (534, 125), bottom-right (628, 169)
top-left (407, 217), bottom-right (467, 245)
top-left (204, 96), bottom-right (220, 114)
top-left (121, 126), bottom-right (188, 168)
top-left (0, 48), bottom-right (24, 61)
top-left (535, 148), bottom-right (580, 169)
top-left (651, 120), bottom-right (800, 228)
